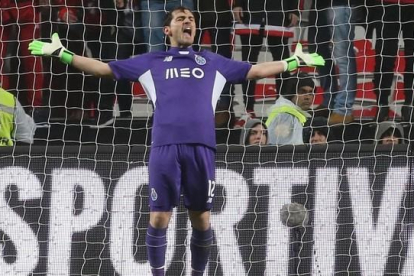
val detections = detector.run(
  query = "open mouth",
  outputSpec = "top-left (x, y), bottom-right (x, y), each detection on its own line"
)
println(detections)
top-left (183, 27), bottom-right (192, 37)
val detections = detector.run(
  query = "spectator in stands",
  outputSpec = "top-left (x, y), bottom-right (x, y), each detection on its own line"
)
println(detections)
top-left (49, 0), bottom-right (112, 121)
top-left (0, 0), bottom-right (46, 111)
top-left (0, 87), bottom-right (36, 146)
top-left (266, 73), bottom-right (315, 145)
top-left (232, 0), bottom-right (299, 128)
top-left (140, 0), bottom-right (194, 52)
top-left (52, 0), bottom-right (134, 126)
top-left (302, 117), bottom-right (329, 144)
top-left (368, 1), bottom-right (414, 122)
top-left (376, 121), bottom-right (405, 145)
top-left (239, 119), bottom-right (268, 145)
top-left (93, 0), bottom-right (145, 126)
top-left (309, 118), bottom-right (329, 144)
top-left (50, 1), bottom-right (93, 121)
top-left (310, 128), bottom-right (328, 144)
top-left (194, 0), bottom-right (235, 129)
top-left (307, 0), bottom-right (359, 125)
top-left (307, 0), bottom-right (337, 118)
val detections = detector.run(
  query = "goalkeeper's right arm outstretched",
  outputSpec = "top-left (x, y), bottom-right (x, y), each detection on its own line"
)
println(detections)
top-left (28, 33), bottom-right (114, 78)
top-left (29, 33), bottom-right (324, 81)
top-left (246, 42), bottom-right (325, 79)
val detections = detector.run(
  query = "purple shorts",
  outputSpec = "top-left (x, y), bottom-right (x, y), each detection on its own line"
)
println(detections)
top-left (148, 144), bottom-right (216, 212)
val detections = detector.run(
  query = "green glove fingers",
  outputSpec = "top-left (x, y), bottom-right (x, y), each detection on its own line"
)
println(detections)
top-left (283, 43), bottom-right (325, 72)
top-left (309, 53), bottom-right (326, 67)
top-left (28, 40), bottom-right (45, 56)
top-left (297, 52), bottom-right (326, 68)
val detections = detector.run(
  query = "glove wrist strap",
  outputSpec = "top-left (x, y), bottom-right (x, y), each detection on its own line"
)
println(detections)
top-left (60, 49), bottom-right (74, 65)
top-left (283, 56), bottom-right (298, 72)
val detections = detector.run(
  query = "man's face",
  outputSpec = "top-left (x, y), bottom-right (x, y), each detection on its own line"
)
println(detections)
top-left (163, 9), bottom-right (196, 48)
top-left (292, 86), bottom-right (314, 111)
top-left (381, 135), bottom-right (400, 145)
top-left (310, 130), bottom-right (327, 144)
top-left (248, 124), bottom-right (267, 145)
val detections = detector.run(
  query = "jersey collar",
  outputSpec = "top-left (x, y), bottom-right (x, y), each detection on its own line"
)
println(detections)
top-left (168, 46), bottom-right (195, 55)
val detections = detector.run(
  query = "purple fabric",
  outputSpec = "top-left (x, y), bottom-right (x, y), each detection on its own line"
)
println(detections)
top-left (190, 227), bottom-right (213, 274)
top-left (109, 47), bottom-right (251, 149)
top-left (151, 268), bottom-right (165, 276)
top-left (146, 225), bottom-right (167, 271)
top-left (191, 270), bottom-right (204, 276)
top-left (149, 144), bottom-right (215, 211)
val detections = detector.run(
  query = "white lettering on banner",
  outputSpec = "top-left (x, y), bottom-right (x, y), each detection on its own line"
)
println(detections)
top-left (312, 168), bottom-right (339, 275)
top-left (110, 167), bottom-right (178, 275)
top-left (206, 168), bottom-right (249, 276)
top-left (0, 167), bottom-right (41, 276)
top-left (185, 218), bottom-right (192, 276)
top-left (403, 229), bottom-right (414, 276)
top-left (48, 169), bottom-right (105, 276)
top-left (111, 167), bottom-right (150, 275)
top-left (1, 163), bottom-right (413, 274)
top-left (254, 168), bottom-right (308, 276)
top-left (347, 167), bottom-right (408, 275)
top-left (403, 171), bottom-right (414, 276)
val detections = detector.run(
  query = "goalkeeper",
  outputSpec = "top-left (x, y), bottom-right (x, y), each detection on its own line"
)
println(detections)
top-left (29, 6), bottom-right (324, 276)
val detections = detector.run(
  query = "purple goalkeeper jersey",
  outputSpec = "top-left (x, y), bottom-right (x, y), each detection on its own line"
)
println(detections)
top-left (109, 47), bottom-right (251, 148)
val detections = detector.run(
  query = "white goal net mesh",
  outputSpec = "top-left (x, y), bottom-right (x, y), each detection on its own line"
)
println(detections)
top-left (0, 1), bottom-right (414, 275)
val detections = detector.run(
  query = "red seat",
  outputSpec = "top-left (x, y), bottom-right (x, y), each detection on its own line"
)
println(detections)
top-left (313, 86), bottom-right (324, 106)
top-left (353, 39), bottom-right (376, 75)
top-left (254, 83), bottom-right (277, 102)
top-left (353, 82), bottom-right (378, 118)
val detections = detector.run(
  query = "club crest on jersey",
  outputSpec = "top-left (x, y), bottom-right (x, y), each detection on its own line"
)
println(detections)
top-left (195, 55), bottom-right (206, 65)
top-left (151, 188), bottom-right (158, 201)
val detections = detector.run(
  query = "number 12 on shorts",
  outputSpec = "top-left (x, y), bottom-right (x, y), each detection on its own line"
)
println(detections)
top-left (208, 180), bottom-right (216, 199)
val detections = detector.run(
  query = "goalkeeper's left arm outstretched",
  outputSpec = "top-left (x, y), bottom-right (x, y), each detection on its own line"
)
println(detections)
top-left (246, 42), bottom-right (325, 79)
top-left (28, 33), bottom-right (114, 78)
top-left (29, 33), bottom-right (324, 80)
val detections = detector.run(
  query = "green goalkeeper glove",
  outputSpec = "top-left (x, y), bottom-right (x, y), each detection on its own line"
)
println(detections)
top-left (283, 43), bottom-right (325, 72)
top-left (28, 33), bottom-right (74, 65)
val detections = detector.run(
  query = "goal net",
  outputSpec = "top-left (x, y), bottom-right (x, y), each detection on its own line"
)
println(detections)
top-left (0, 1), bottom-right (414, 275)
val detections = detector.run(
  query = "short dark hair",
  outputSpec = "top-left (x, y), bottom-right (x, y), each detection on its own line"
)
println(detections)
top-left (280, 72), bottom-right (315, 101)
top-left (163, 6), bottom-right (193, 27)
top-left (303, 117), bottom-right (329, 143)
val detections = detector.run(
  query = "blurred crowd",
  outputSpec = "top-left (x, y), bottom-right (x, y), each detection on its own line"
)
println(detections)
top-left (0, 0), bottom-right (413, 146)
